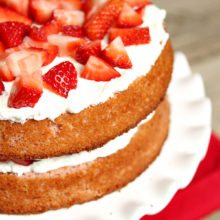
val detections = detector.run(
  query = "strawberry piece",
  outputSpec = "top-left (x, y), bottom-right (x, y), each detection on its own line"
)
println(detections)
top-left (0, 80), bottom-right (4, 95)
top-left (48, 34), bottom-right (86, 57)
top-left (23, 37), bottom-right (58, 66)
top-left (0, 60), bottom-right (15, 81)
top-left (62, 25), bottom-right (84, 38)
top-left (82, 0), bottom-right (101, 20)
top-left (0, 41), bottom-right (5, 59)
top-left (135, 7), bottom-right (145, 16)
top-left (54, 9), bottom-right (85, 26)
top-left (8, 72), bottom-right (43, 109)
top-left (12, 159), bottom-right (33, 166)
top-left (30, 0), bottom-right (58, 24)
top-left (59, 0), bottom-right (82, 10)
top-left (0, 6), bottom-right (32, 25)
top-left (125, 0), bottom-right (150, 8)
top-left (102, 37), bottom-right (132, 69)
top-left (0, 22), bottom-right (30, 48)
top-left (74, 40), bottom-right (101, 64)
top-left (30, 20), bottom-right (61, 42)
top-left (84, 0), bottom-right (124, 40)
top-left (81, 56), bottom-right (121, 81)
top-left (0, 0), bottom-right (29, 16)
top-left (29, 26), bottom-right (47, 42)
top-left (6, 50), bottom-right (43, 77)
top-left (19, 54), bottom-right (43, 74)
top-left (43, 61), bottom-right (77, 98)
top-left (117, 3), bottom-right (143, 27)
top-left (109, 27), bottom-right (150, 46)
top-left (30, 0), bottom-right (82, 24)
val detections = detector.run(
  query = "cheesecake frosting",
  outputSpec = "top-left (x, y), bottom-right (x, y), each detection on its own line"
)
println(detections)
top-left (0, 5), bottom-right (169, 123)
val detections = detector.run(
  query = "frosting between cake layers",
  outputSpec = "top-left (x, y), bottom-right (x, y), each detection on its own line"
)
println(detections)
top-left (0, 5), bottom-right (169, 123)
top-left (0, 112), bottom-right (154, 175)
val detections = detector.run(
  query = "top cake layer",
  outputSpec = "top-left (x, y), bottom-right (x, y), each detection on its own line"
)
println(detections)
top-left (0, 1), bottom-right (169, 123)
top-left (0, 0), bottom-right (173, 159)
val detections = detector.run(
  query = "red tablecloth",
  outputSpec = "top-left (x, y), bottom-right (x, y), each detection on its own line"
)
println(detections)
top-left (141, 133), bottom-right (220, 220)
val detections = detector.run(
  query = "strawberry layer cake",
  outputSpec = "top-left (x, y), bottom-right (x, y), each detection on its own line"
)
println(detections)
top-left (0, 0), bottom-right (173, 214)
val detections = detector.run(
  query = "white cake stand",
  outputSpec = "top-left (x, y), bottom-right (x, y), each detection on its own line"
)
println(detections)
top-left (1, 53), bottom-right (212, 220)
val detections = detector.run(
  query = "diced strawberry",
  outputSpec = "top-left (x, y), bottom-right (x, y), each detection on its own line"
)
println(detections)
top-left (48, 34), bottom-right (86, 57)
top-left (0, 42), bottom-right (5, 59)
top-left (0, 22), bottom-right (30, 48)
top-left (0, 80), bottom-right (5, 95)
top-left (19, 54), bottom-right (43, 74)
top-left (82, 0), bottom-right (101, 20)
top-left (30, 0), bottom-right (82, 24)
top-left (0, 6), bottom-right (31, 25)
top-left (74, 40), bottom-right (101, 64)
top-left (109, 27), bottom-right (150, 46)
top-left (135, 7), bottom-right (145, 16)
top-left (81, 56), bottom-right (121, 81)
top-left (117, 3), bottom-right (143, 27)
top-left (84, 0), bottom-right (124, 40)
top-left (6, 48), bottom-right (45, 77)
top-left (6, 51), bottom-right (31, 76)
top-left (62, 25), bottom-right (84, 38)
top-left (29, 20), bottom-right (61, 42)
top-left (43, 61), bottom-right (77, 98)
top-left (0, 60), bottom-right (15, 81)
top-left (30, 0), bottom-right (58, 24)
top-left (125, 0), bottom-right (150, 8)
top-left (29, 26), bottom-right (47, 42)
top-left (8, 71), bottom-right (43, 108)
top-left (102, 37), bottom-right (132, 69)
top-left (59, 0), bottom-right (82, 10)
top-left (11, 159), bottom-right (33, 166)
top-left (54, 9), bottom-right (85, 26)
top-left (22, 37), bottom-right (58, 66)
top-left (0, 0), bottom-right (29, 16)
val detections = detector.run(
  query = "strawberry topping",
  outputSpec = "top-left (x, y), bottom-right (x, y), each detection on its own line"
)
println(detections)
top-left (0, 6), bottom-right (32, 25)
top-left (0, 79), bottom-right (4, 95)
top-left (29, 20), bottom-right (61, 42)
top-left (48, 34), bottom-right (85, 57)
top-left (0, 60), bottom-right (15, 81)
top-left (62, 25), bottom-right (84, 38)
top-left (74, 40), bottom-right (101, 64)
top-left (8, 71), bottom-right (43, 108)
top-left (125, 0), bottom-right (150, 8)
top-left (0, 22), bottom-right (30, 48)
top-left (84, 0), bottom-right (124, 40)
top-left (30, 0), bottom-right (58, 24)
top-left (11, 159), bottom-right (34, 166)
top-left (59, 0), bottom-right (82, 10)
top-left (81, 56), bottom-right (121, 82)
top-left (102, 37), bottom-right (132, 69)
top-left (43, 61), bottom-right (77, 98)
top-left (82, 0), bottom-right (101, 20)
top-left (109, 27), bottom-right (150, 46)
top-left (0, 41), bottom-right (5, 54)
top-left (0, 0), bottom-right (155, 109)
top-left (117, 3), bottom-right (143, 28)
top-left (54, 9), bottom-right (85, 26)
top-left (22, 37), bottom-right (59, 66)
top-left (0, 0), bottom-right (29, 16)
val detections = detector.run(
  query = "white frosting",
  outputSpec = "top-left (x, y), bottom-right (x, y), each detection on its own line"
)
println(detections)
top-left (0, 112), bottom-right (154, 176)
top-left (0, 5), bottom-right (169, 123)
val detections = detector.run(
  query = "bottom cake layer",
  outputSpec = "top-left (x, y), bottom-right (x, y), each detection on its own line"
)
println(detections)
top-left (0, 99), bottom-right (170, 214)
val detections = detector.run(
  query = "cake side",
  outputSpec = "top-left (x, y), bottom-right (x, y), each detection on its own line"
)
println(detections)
top-left (0, 99), bottom-right (170, 214)
top-left (0, 41), bottom-right (173, 160)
